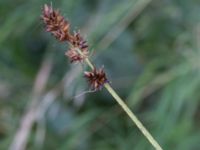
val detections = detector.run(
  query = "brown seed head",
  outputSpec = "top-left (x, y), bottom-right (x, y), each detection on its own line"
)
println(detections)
top-left (41, 4), bottom-right (89, 63)
top-left (41, 4), bottom-right (70, 41)
top-left (84, 68), bottom-right (108, 90)
top-left (65, 31), bottom-right (89, 62)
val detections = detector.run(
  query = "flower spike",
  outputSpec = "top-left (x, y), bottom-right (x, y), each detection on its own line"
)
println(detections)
top-left (84, 67), bottom-right (108, 90)
top-left (41, 4), bottom-right (71, 41)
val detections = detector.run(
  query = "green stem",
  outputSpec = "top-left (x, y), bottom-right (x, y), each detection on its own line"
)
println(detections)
top-left (76, 48), bottom-right (163, 150)
top-left (85, 58), bottom-right (94, 70)
top-left (104, 83), bottom-right (163, 150)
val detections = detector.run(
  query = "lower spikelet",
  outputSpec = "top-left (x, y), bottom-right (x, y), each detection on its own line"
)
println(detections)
top-left (84, 67), bottom-right (108, 90)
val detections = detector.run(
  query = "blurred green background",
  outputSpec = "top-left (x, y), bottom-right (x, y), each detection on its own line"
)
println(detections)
top-left (0, 0), bottom-right (200, 149)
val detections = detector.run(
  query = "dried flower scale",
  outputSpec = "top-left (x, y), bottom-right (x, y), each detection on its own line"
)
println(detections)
top-left (41, 4), bottom-right (163, 150)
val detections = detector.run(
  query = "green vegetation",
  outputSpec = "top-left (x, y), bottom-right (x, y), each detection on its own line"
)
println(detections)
top-left (0, 0), bottom-right (200, 150)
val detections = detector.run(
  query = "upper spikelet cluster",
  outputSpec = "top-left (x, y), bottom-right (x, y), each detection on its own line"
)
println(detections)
top-left (41, 4), bottom-right (108, 90)
top-left (41, 4), bottom-right (89, 62)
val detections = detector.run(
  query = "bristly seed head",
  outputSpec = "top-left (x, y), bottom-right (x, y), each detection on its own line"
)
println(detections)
top-left (41, 4), bottom-right (89, 63)
top-left (41, 4), bottom-right (71, 41)
top-left (66, 31), bottom-right (89, 62)
top-left (84, 67), bottom-right (108, 90)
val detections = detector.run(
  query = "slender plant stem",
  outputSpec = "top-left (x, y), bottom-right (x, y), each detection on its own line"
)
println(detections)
top-left (76, 48), bottom-right (163, 150)
top-left (85, 58), bottom-right (94, 70)
top-left (104, 83), bottom-right (163, 150)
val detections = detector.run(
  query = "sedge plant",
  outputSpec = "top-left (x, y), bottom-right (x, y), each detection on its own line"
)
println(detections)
top-left (41, 4), bottom-right (163, 150)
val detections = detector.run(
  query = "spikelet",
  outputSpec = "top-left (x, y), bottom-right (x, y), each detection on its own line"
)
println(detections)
top-left (84, 67), bottom-right (108, 90)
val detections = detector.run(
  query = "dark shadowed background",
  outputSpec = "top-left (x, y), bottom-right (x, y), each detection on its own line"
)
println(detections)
top-left (0, 0), bottom-right (200, 149)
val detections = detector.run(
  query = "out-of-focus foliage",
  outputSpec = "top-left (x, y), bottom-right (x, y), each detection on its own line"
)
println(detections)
top-left (0, 0), bottom-right (200, 150)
